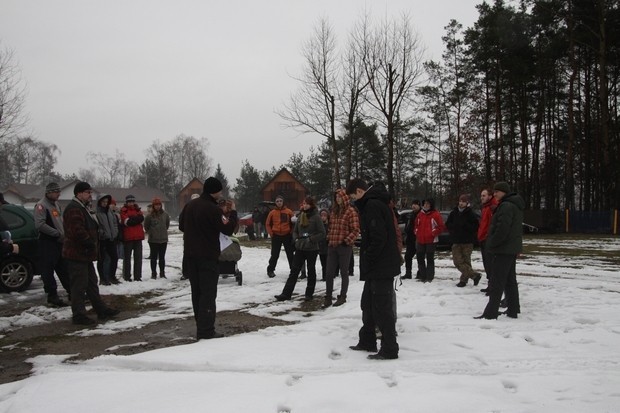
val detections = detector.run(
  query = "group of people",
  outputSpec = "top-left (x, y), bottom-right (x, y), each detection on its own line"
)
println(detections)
top-left (3, 175), bottom-right (523, 360)
top-left (263, 179), bottom-right (524, 360)
top-left (26, 181), bottom-right (171, 324)
top-left (400, 182), bottom-right (523, 321)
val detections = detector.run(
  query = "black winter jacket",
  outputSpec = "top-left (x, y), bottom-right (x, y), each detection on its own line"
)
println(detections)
top-left (179, 193), bottom-right (238, 261)
top-left (355, 185), bottom-right (401, 280)
top-left (446, 206), bottom-right (479, 244)
top-left (486, 193), bottom-right (524, 255)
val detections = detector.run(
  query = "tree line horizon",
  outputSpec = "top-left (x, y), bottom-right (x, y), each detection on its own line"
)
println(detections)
top-left (1, 0), bottom-right (618, 212)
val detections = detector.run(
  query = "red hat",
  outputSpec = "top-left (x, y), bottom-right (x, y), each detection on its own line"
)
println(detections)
top-left (152, 197), bottom-right (162, 205)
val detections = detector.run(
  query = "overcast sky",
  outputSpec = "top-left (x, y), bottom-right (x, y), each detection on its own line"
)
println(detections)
top-left (1, 0), bottom-right (482, 186)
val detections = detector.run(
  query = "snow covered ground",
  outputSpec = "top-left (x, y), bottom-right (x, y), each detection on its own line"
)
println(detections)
top-left (1, 229), bottom-right (619, 413)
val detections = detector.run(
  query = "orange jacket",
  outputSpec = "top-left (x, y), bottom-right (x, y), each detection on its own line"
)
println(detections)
top-left (266, 206), bottom-right (294, 236)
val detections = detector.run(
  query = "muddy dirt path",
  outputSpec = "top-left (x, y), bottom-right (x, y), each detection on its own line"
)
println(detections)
top-left (0, 293), bottom-right (293, 385)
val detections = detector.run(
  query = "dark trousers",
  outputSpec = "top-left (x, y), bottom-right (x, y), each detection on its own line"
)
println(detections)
top-left (149, 242), bottom-right (167, 275)
top-left (281, 250), bottom-right (318, 299)
top-left (480, 240), bottom-right (492, 280)
top-left (267, 234), bottom-right (294, 272)
top-left (38, 239), bottom-right (70, 297)
top-left (416, 242), bottom-right (436, 280)
top-left (358, 279), bottom-right (399, 357)
top-left (325, 245), bottom-right (353, 298)
top-left (404, 239), bottom-right (416, 276)
top-left (335, 253), bottom-right (355, 276)
top-left (66, 259), bottom-right (106, 317)
top-left (97, 239), bottom-right (118, 283)
top-left (319, 253), bottom-right (327, 280)
top-left (186, 256), bottom-right (220, 339)
top-left (123, 240), bottom-right (143, 280)
top-left (482, 253), bottom-right (520, 318)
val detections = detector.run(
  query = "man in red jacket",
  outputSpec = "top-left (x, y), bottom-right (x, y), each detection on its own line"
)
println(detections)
top-left (120, 194), bottom-right (145, 281)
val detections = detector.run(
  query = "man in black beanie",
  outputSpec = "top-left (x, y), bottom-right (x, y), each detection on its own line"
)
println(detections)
top-left (179, 177), bottom-right (238, 340)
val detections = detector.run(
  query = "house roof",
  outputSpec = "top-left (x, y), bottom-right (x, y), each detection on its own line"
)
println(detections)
top-left (96, 186), bottom-right (170, 204)
top-left (1, 182), bottom-right (170, 205)
top-left (179, 177), bottom-right (204, 193)
top-left (1, 180), bottom-right (77, 202)
top-left (260, 168), bottom-right (309, 193)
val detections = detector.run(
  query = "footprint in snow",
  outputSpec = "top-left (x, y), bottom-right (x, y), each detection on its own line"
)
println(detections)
top-left (502, 380), bottom-right (518, 393)
top-left (285, 374), bottom-right (303, 387)
top-left (573, 317), bottom-right (599, 325)
top-left (329, 350), bottom-right (342, 360)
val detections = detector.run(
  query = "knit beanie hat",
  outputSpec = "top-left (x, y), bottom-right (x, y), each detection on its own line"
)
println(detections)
top-left (203, 177), bottom-right (223, 194)
top-left (45, 182), bottom-right (61, 193)
top-left (73, 181), bottom-right (92, 195)
top-left (152, 197), bottom-right (162, 205)
top-left (125, 194), bottom-right (136, 202)
top-left (459, 194), bottom-right (471, 203)
top-left (493, 181), bottom-right (511, 194)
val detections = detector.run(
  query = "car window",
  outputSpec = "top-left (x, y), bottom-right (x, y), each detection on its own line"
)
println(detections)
top-left (0, 209), bottom-right (26, 231)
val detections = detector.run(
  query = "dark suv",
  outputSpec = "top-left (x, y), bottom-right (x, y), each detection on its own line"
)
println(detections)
top-left (0, 204), bottom-right (39, 292)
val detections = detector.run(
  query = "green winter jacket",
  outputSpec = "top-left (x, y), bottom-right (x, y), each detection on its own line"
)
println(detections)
top-left (486, 193), bottom-right (524, 255)
top-left (292, 208), bottom-right (325, 251)
top-left (144, 210), bottom-right (170, 244)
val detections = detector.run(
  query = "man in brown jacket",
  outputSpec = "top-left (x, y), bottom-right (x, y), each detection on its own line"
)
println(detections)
top-left (63, 182), bottom-right (119, 325)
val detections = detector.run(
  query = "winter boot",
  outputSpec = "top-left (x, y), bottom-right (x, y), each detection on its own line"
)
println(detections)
top-left (333, 294), bottom-right (347, 307)
top-left (47, 294), bottom-right (68, 307)
top-left (151, 272), bottom-right (157, 280)
top-left (322, 295), bottom-right (333, 309)
top-left (160, 270), bottom-right (166, 279)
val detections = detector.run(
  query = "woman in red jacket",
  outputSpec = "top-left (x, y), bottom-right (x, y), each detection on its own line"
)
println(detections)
top-left (120, 195), bottom-right (145, 281)
top-left (414, 199), bottom-right (444, 283)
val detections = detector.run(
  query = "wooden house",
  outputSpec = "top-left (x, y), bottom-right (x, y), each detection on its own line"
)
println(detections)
top-left (261, 168), bottom-right (309, 210)
top-left (178, 177), bottom-right (204, 212)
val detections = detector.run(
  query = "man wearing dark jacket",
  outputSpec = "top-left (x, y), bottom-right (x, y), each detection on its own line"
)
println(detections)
top-left (402, 199), bottom-right (421, 279)
top-left (34, 182), bottom-right (71, 306)
top-left (63, 182), bottom-right (119, 325)
top-left (446, 194), bottom-right (481, 287)
top-left (476, 181), bottom-right (523, 320)
top-left (346, 178), bottom-right (400, 360)
top-left (179, 177), bottom-right (238, 340)
top-left (96, 194), bottom-right (120, 285)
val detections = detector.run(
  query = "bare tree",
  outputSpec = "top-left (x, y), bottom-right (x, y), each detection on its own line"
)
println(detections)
top-left (173, 134), bottom-right (212, 184)
top-left (3, 136), bottom-right (59, 184)
top-left (277, 17), bottom-right (341, 186)
top-left (0, 44), bottom-right (28, 142)
top-left (360, 13), bottom-right (426, 192)
top-left (339, 15), bottom-right (371, 184)
top-left (88, 149), bottom-right (125, 186)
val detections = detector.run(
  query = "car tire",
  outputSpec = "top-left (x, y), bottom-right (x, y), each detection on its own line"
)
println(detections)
top-left (0, 256), bottom-right (34, 293)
